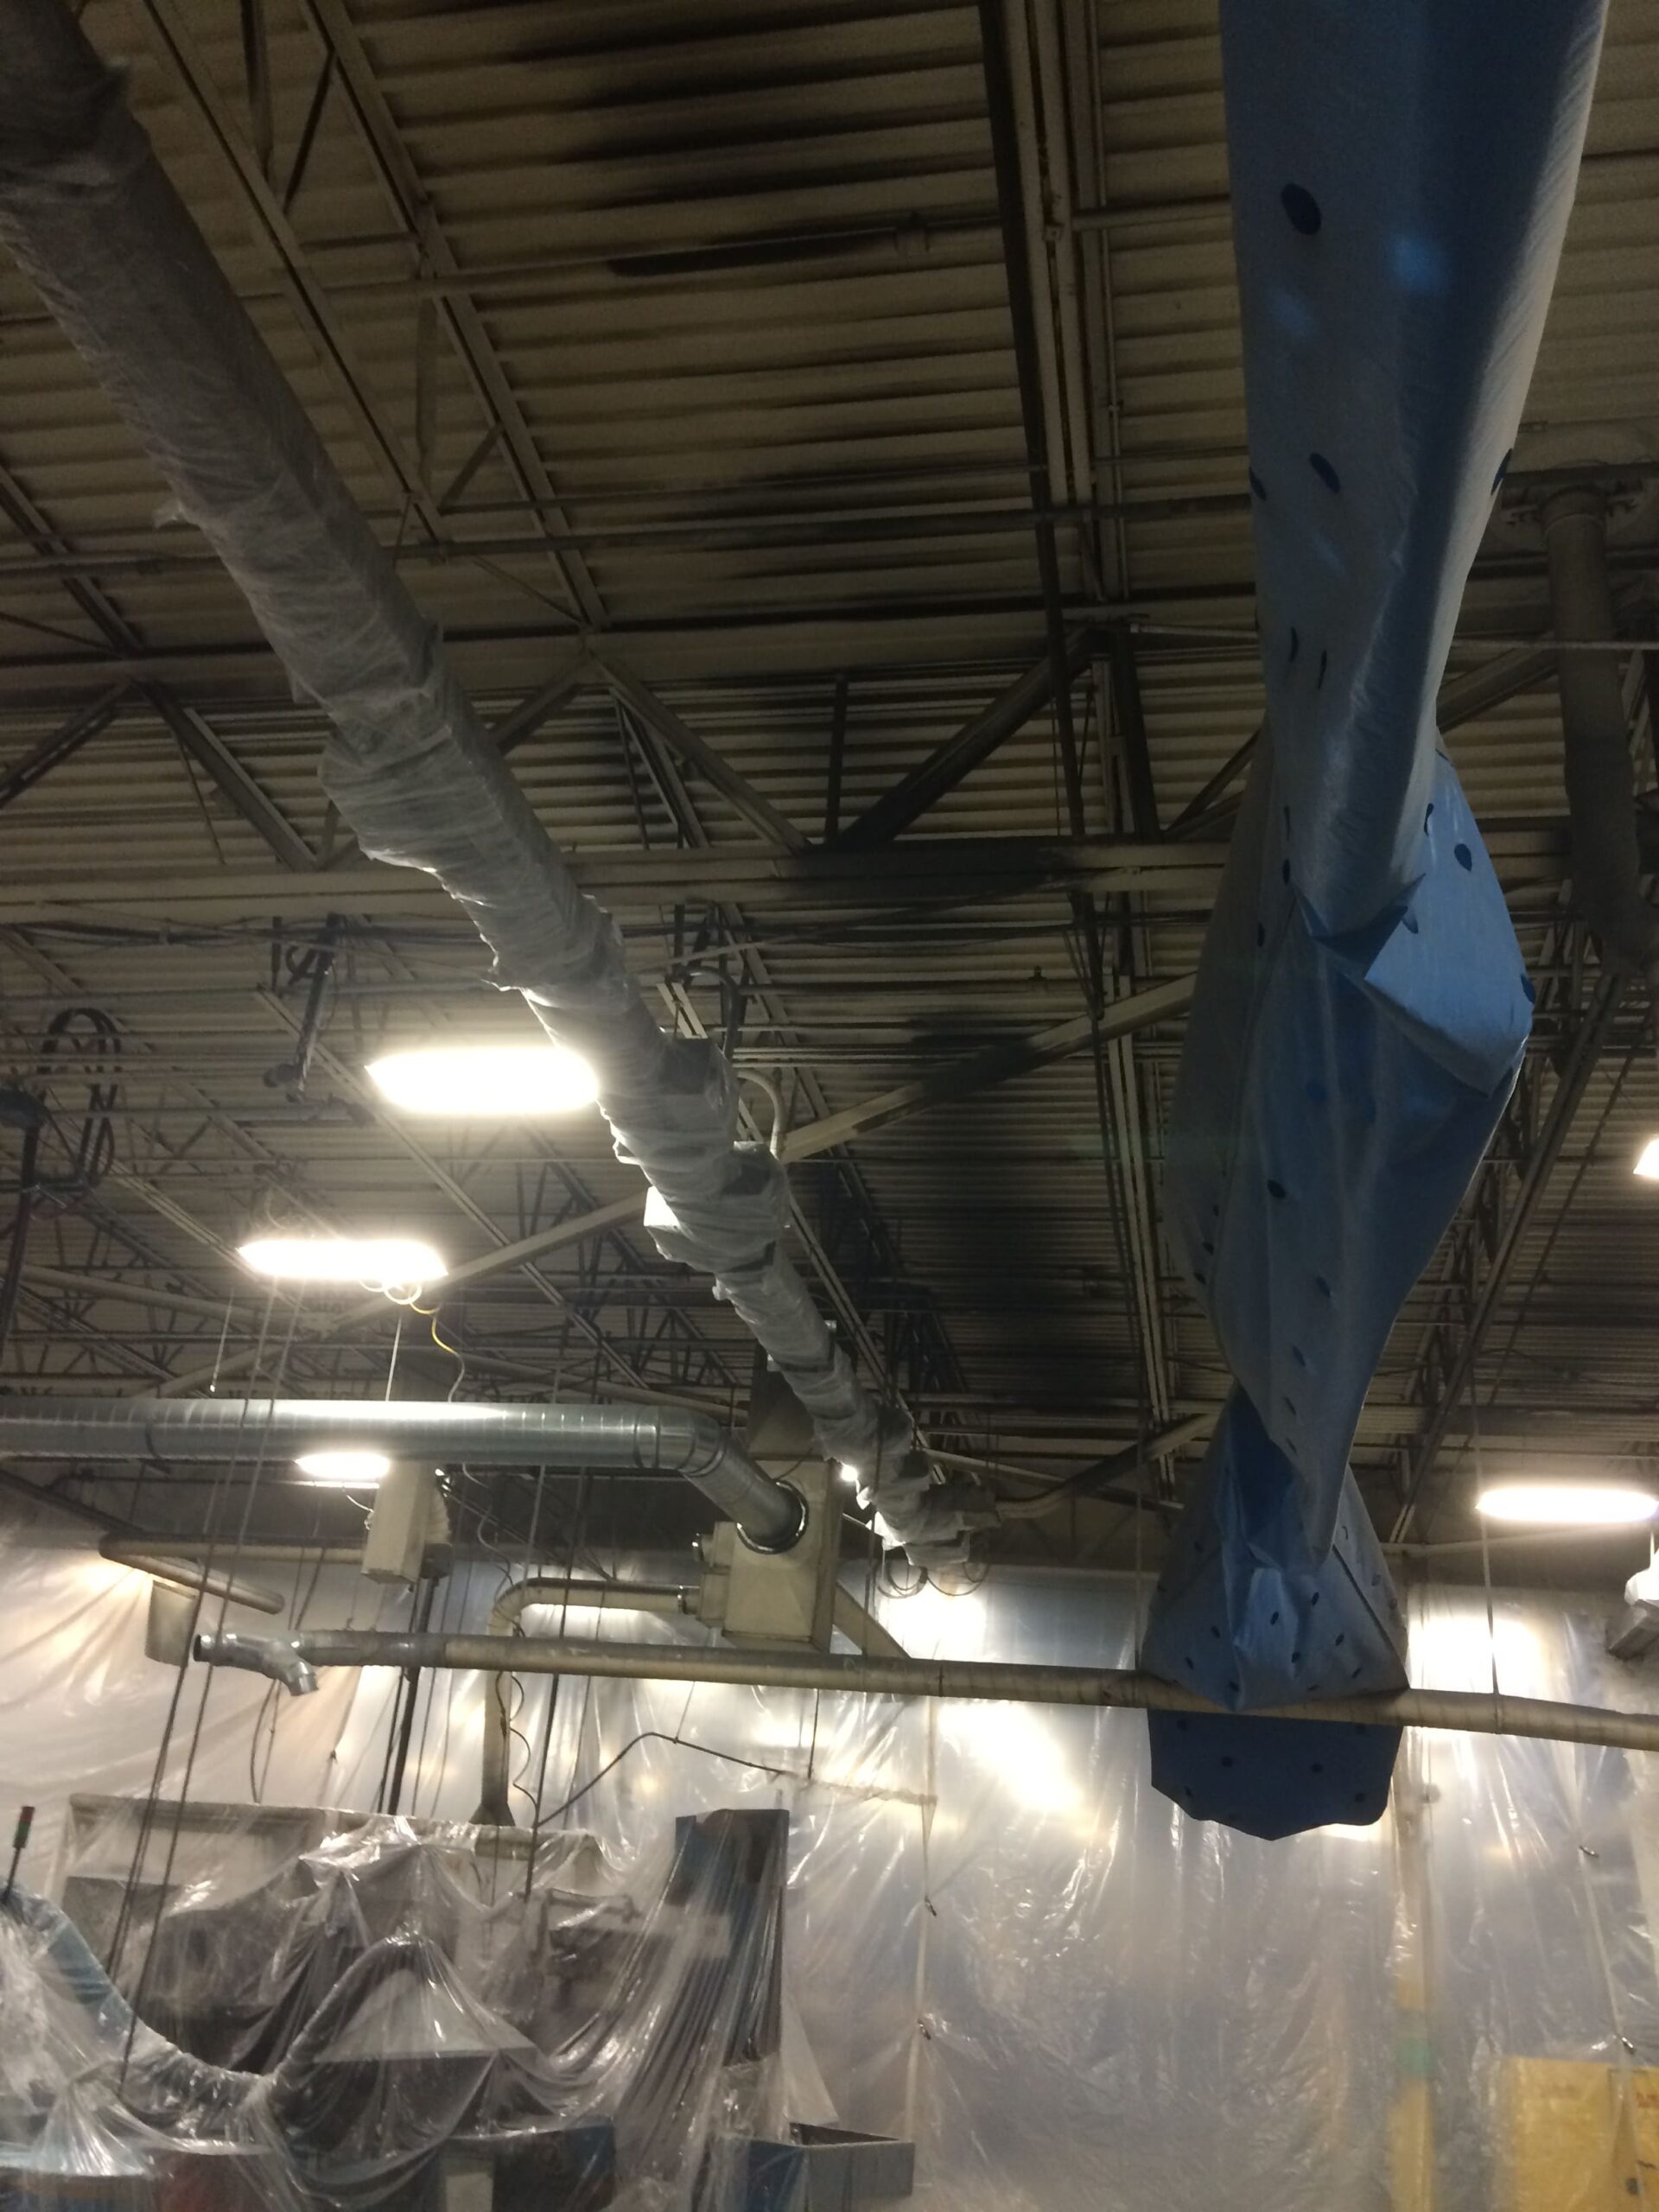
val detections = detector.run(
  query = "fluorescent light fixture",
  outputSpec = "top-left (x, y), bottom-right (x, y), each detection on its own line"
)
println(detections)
top-left (238, 1236), bottom-right (445, 1287)
top-left (1477, 1480), bottom-right (1658, 1527)
top-left (296, 1448), bottom-right (391, 1487)
top-left (1637, 1138), bottom-right (1659, 1181)
top-left (365, 1044), bottom-right (598, 1118)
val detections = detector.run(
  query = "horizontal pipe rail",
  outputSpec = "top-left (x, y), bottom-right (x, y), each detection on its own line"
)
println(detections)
top-left (195, 1630), bottom-right (1659, 1755)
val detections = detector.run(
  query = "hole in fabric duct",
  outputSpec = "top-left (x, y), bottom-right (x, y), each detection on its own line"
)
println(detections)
top-left (1202, 1238), bottom-right (1215, 1255)
top-left (1335, 1632), bottom-right (1345, 1647)
top-left (1267, 1178), bottom-right (1287, 1199)
top-left (1311, 1592), bottom-right (1320, 1607)
top-left (1306, 1079), bottom-right (1327, 1104)
top-left (1211, 1625), bottom-right (1222, 1639)
top-left (1522, 974), bottom-right (1536, 1004)
top-left (1256, 922), bottom-right (1266, 947)
top-left (1249, 466), bottom-right (1268, 499)
top-left (1310, 1762), bottom-right (1323, 1776)
top-left (1195, 1269), bottom-right (1207, 1286)
top-left (1228, 1680), bottom-right (1240, 1694)
top-left (1211, 1201), bottom-right (1221, 1217)
top-left (1176, 1719), bottom-right (1188, 1732)
top-left (1283, 804), bottom-right (1292, 830)
top-left (1185, 1656), bottom-right (1195, 1670)
top-left (1352, 1793), bottom-right (1366, 1807)
top-left (1341, 1524), bottom-right (1349, 1541)
top-left (1291, 1649), bottom-right (1302, 1664)
top-left (1282, 859), bottom-right (1292, 886)
top-left (1402, 912), bottom-right (1419, 934)
top-left (1425, 803), bottom-right (1434, 829)
top-left (1351, 1666), bottom-right (1363, 1680)
top-left (1292, 1344), bottom-right (1307, 1367)
top-left (1270, 1611), bottom-right (1281, 1625)
top-left (1493, 448), bottom-right (1512, 492)
top-left (1287, 632), bottom-right (1300, 665)
top-left (1455, 842), bottom-right (1472, 870)
top-left (1284, 1397), bottom-right (1297, 1417)
top-left (1315, 1274), bottom-right (1332, 1299)
top-left (1317, 650), bottom-right (1328, 689)
top-left (1221, 1757), bottom-right (1235, 1769)
top-left (1281, 181), bottom-right (1322, 234)
top-left (1309, 452), bottom-right (1341, 493)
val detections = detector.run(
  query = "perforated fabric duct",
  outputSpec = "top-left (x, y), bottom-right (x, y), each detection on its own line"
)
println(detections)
top-left (1147, 1), bottom-right (1607, 1835)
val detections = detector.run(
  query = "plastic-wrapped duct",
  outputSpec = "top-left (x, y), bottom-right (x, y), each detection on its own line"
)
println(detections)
top-left (1148, 0), bottom-right (1605, 1836)
top-left (0, 0), bottom-right (960, 1570)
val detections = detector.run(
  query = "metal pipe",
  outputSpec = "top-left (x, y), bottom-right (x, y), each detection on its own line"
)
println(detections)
top-left (0, 1396), bottom-right (805, 1553)
top-left (207, 1631), bottom-right (318, 1696)
top-left (475, 1575), bottom-right (690, 1823)
top-left (99, 1540), bottom-right (285, 1615)
top-left (195, 1628), bottom-right (1659, 1757)
top-left (0, 0), bottom-right (960, 1569)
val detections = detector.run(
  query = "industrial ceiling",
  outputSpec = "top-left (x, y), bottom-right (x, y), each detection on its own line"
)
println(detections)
top-left (3, 0), bottom-right (1659, 1572)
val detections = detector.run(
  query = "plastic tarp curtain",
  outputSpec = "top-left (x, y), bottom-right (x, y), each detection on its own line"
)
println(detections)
top-left (1151, 0), bottom-right (1608, 1834)
top-left (10, 1506), bottom-right (1659, 2206)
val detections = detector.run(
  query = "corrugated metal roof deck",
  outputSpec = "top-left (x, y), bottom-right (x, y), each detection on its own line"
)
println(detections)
top-left (1, 0), bottom-right (1657, 1558)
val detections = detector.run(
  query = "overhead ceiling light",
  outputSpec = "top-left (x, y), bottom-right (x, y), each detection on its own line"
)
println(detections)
top-left (238, 1236), bottom-right (446, 1287)
top-left (365, 1044), bottom-right (598, 1118)
top-left (295, 1448), bottom-right (391, 1487)
top-left (1636, 1138), bottom-right (1659, 1180)
top-left (1477, 1480), bottom-right (1659, 1527)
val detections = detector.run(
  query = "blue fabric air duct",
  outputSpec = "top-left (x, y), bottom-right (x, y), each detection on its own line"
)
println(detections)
top-left (1145, 1), bottom-right (1607, 1839)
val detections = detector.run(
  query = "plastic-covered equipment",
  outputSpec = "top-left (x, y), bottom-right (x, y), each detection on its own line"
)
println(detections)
top-left (1150, 0), bottom-right (1607, 1835)
top-left (0, 1804), bottom-right (886, 2211)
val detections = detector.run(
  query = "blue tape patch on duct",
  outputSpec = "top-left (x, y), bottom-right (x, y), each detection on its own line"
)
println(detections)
top-left (1145, 0), bottom-right (1606, 1840)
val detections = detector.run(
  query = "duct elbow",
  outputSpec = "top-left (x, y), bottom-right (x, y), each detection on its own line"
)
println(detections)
top-left (194, 1630), bottom-right (318, 1696)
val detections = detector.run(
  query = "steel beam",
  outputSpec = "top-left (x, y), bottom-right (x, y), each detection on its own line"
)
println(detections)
top-left (0, 821), bottom-right (1619, 927)
top-left (597, 660), bottom-right (809, 852)
top-left (836, 632), bottom-right (1096, 848)
top-left (290, 0), bottom-right (606, 626)
top-left (0, 687), bottom-right (127, 812)
top-left (1391, 971), bottom-right (1625, 1539)
top-left (0, 454), bottom-right (314, 871)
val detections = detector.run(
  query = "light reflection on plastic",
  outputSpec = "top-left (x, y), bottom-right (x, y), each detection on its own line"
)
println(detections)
top-left (947, 1700), bottom-right (1080, 1816)
top-left (874, 1580), bottom-right (988, 1659)
top-left (1410, 1609), bottom-right (1547, 1696)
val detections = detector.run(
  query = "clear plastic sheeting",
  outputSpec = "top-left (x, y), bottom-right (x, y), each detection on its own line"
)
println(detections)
top-left (4, 1803), bottom-right (804, 2209)
top-left (10, 1522), bottom-right (1659, 2204)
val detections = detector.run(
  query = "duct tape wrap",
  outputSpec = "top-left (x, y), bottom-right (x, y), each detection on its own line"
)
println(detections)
top-left (1152, 0), bottom-right (1605, 1835)
top-left (0, 0), bottom-right (963, 1571)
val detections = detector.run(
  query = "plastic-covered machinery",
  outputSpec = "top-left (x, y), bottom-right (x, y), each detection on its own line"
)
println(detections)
top-left (0, 1798), bottom-right (914, 2211)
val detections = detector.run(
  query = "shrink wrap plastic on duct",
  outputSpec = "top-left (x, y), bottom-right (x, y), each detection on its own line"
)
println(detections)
top-left (0, 1802), bottom-right (799, 2209)
top-left (0, 0), bottom-right (961, 1573)
top-left (1149, 0), bottom-right (1606, 1834)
